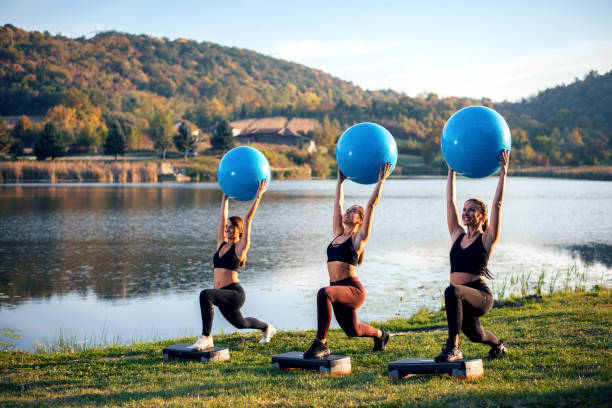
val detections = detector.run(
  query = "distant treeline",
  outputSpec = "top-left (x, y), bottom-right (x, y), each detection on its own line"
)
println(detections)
top-left (0, 24), bottom-right (610, 168)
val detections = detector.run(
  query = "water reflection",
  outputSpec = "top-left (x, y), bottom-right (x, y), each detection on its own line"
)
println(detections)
top-left (566, 243), bottom-right (612, 268)
top-left (0, 179), bottom-right (611, 350)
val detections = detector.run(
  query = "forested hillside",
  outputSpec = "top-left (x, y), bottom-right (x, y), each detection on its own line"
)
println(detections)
top-left (0, 24), bottom-right (610, 166)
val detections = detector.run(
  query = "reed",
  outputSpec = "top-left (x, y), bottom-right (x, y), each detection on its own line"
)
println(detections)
top-left (0, 161), bottom-right (158, 183)
top-left (490, 263), bottom-right (592, 300)
top-left (510, 165), bottom-right (612, 180)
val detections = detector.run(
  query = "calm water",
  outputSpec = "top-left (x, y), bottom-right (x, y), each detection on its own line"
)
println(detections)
top-left (1, 178), bottom-right (611, 350)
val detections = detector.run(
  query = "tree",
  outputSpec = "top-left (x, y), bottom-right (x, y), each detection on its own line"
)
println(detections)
top-left (104, 121), bottom-right (126, 160)
top-left (312, 115), bottom-right (340, 149)
top-left (149, 110), bottom-right (174, 159)
top-left (0, 115), bottom-right (10, 154)
top-left (210, 120), bottom-right (234, 151)
top-left (12, 115), bottom-right (34, 147)
top-left (173, 122), bottom-right (197, 161)
top-left (34, 122), bottom-right (65, 160)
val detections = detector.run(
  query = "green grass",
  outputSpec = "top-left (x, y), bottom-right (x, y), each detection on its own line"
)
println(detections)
top-left (1, 289), bottom-right (610, 407)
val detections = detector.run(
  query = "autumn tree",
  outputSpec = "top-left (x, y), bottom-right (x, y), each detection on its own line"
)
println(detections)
top-left (12, 115), bottom-right (35, 147)
top-left (0, 115), bottom-right (10, 154)
top-left (312, 115), bottom-right (340, 150)
top-left (149, 109), bottom-right (174, 159)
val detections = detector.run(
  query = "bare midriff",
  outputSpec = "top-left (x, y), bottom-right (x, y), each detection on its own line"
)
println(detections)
top-left (450, 272), bottom-right (483, 286)
top-left (214, 268), bottom-right (239, 289)
top-left (327, 262), bottom-right (357, 282)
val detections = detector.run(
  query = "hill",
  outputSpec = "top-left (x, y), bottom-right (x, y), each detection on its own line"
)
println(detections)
top-left (0, 24), bottom-right (610, 168)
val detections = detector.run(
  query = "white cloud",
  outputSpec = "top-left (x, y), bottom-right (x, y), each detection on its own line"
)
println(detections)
top-left (357, 41), bottom-right (612, 101)
top-left (269, 39), bottom-right (402, 62)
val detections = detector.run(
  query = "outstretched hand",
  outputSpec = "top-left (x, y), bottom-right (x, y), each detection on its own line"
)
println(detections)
top-left (379, 162), bottom-right (392, 182)
top-left (256, 179), bottom-right (268, 198)
top-left (498, 150), bottom-right (510, 173)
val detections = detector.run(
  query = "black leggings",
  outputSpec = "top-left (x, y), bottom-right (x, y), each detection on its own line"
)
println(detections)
top-left (444, 280), bottom-right (500, 346)
top-left (199, 283), bottom-right (267, 336)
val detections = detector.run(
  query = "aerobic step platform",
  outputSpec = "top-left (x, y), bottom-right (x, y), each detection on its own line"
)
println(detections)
top-left (272, 351), bottom-right (351, 375)
top-left (162, 344), bottom-right (230, 363)
top-left (388, 358), bottom-right (484, 379)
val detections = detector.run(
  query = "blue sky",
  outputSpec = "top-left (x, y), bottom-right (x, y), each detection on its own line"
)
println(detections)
top-left (2, 0), bottom-right (611, 101)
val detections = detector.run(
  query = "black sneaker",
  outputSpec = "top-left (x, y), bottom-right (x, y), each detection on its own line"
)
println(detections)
top-left (372, 330), bottom-right (390, 352)
top-left (488, 340), bottom-right (507, 359)
top-left (303, 338), bottom-right (330, 359)
top-left (434, 342), bottom-right (463, 362)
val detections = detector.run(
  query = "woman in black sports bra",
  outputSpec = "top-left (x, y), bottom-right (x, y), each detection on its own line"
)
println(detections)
top-left (435, 150), bottom-right (510, 362)
top-left (190, 180), bottom-right (276, 350)
top-left (303, 163), bottom-right (392, 359)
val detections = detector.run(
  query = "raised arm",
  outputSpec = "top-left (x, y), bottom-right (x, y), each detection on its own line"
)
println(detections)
top-left (235, 180), bottom-right (267, 260)
top-left (332, 168), bottom-right (346, 236)
top-left (447, 167), bottom-right (463, 241)
top-left (217, 194), bottom-right (229, 247)
top-left (483, 150), bottom-right (509, 253)
top-left (355, 162), bottom-right (392, 245)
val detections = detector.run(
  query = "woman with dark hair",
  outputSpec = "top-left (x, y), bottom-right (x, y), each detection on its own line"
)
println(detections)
top-left (190, 180), bottom-right (275, 350)
top-left (435, 151), bottom-right (510, 362)
top-left (303, 163), bottom-right (392, 359)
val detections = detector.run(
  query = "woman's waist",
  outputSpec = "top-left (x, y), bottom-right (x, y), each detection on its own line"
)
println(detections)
top-left (450, 271), bottom-right (484, 285)
top-left (330, 276), bottom-right (363, 289)
top-left (327, 263), bottom-right (357, 282)
top-left (214, 269), bottom-right (239, 287)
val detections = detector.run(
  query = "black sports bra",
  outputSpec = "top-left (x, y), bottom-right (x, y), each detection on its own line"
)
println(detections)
top-left (450, 233), bottom-right (489, 276)
top-left (327, 236), bottom-right (359, 267)
top-left (213, 242), bottom-right (241, 271)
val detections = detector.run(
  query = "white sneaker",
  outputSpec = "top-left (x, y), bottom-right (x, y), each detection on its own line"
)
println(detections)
top-left (259, 324), bottom-right (276, 344)
top-left (189, 335), bottom-right (214, 350)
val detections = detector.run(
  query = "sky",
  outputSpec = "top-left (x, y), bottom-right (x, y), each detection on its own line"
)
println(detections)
top-left (2, 0), bottom-right (612, 102)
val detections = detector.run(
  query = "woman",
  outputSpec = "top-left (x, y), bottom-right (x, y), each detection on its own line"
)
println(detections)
top-left (190, 180), bottom-right (275, 350)
top-left (303, 163), bottom-right (392, 359)
top-left (435, 151), bottom-right (510, 362)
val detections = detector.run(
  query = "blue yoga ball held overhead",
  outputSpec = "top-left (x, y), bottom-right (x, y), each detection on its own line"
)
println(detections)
top-left (217, 146), bottom-right (271, 201)
top-left (441, 106), bottom-right (512, 178)
top-left (336, 122), bottom-right (398, 184)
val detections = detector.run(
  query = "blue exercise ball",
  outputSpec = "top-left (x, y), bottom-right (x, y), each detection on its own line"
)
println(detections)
top-left (336, 122), bottom-right (398, 184)
top-left (441, 106), bottom-right (511, 178)
top-left (217, 146), bottom-right (271, 201)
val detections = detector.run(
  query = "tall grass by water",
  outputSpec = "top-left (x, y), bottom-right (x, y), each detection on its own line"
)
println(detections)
top-left (510, 165), bottom-right (612, 180)
top-left (0, 161), bottom-right (159, 183)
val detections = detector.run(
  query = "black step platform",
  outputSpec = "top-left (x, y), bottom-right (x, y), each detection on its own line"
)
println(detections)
top-left (388, 358), bottom-right (483, 379)
top-left (271, 351), bottom-right (351, 375)
top-left (162, 344), bottom-right (230, 363)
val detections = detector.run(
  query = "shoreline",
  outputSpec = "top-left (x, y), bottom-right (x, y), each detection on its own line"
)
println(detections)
top-left (1, 160), bottom-right (611, 183)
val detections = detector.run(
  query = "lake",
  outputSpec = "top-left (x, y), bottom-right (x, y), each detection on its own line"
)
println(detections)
top-left (1, 178), bottom-right (610, 351)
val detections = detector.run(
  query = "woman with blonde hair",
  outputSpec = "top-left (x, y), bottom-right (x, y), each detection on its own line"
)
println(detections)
top-left (304, 163), bottom-right (392, 359)
top-left (190, 180), bottom-right (275, 350)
